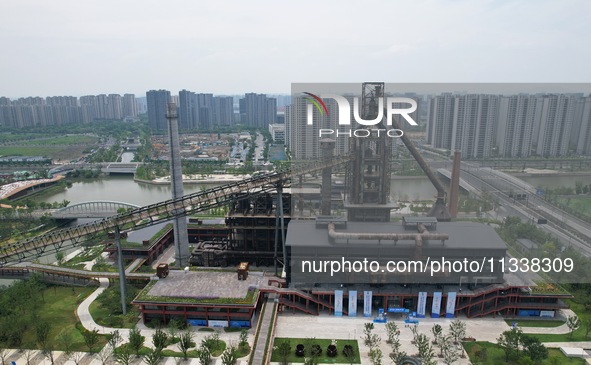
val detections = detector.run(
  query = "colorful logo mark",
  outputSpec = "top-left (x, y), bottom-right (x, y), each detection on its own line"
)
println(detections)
top-left (303, 92), bottom-right (329, 116)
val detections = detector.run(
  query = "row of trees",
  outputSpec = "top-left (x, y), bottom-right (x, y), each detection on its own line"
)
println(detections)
top-left (2, 317), bottom-right (249, 365)
top-left (497, 327), bottom-right (548, 364)
top-left (363, 320), bottom-right (466, 365)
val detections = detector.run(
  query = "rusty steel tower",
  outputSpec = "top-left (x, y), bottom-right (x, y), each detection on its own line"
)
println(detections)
top-left (344, 82), bottom-right (396, 222)
top-left (343, 82), bottom-right (451, 222)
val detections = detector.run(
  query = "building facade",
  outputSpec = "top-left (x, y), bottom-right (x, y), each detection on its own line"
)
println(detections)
top-left (147, 89), bottom-right (171, 131)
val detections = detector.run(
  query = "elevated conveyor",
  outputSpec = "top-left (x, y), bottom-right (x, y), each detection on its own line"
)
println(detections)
top-left (0, 156), bottom-right (352, 266)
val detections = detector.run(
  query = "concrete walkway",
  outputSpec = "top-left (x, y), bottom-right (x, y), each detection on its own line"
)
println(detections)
top-left (250, 296), bottom-right (277, 365)
top-left (125, 257), bottom-right (146, 274)
top-left (520, 309), bottom-right (574, 334)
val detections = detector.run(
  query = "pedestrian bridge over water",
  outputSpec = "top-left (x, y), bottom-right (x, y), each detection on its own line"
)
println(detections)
top-left (51, 200), bottom-right (140, 219)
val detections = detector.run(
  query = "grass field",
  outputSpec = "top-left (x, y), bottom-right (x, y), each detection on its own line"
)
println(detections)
top-left (464, 341), bottom-right (585, 365)
top-left (88, 299), bottom-right (140, 329)
top-left (0, 145), bottom-right (88, 160)
top-left (0, 134), bottom-right (99, 160)
top-left (271, 338), bottom-right (361, 364)
top-left (18, 135), bottom-right (98, 146)
top-left (19, 286), bottom-right (108, 351)
top-left (503, 319), bottom-right (565, 328)
top-left (559, 196), bottom-right (591, 218)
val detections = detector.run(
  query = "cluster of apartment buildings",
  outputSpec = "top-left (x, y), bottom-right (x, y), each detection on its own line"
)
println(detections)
top-left (0, 94), bottom-right (139, 128)
top-left (283, 93), bottom-right (591, 160)
top-left (426, 93), bottom-right (591, 158)
top-left (146, 90), bottom-right (278, 131)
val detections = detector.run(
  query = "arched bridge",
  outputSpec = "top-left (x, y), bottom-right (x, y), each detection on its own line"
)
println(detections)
top-left (52, 201), bottom-right (141, 219)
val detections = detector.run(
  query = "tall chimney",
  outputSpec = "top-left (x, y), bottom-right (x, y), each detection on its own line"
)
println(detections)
top-left (320, 138), bottom-right (335, 216)
top-left (448, 150), bottom-right (461, 218)
top-left (166, 102), bottom-right (190, 267)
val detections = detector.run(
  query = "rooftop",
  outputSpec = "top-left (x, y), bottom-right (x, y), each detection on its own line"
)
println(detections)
top-left (135, 270), bottom-right (269, 305)
top-left (286, 220), bottom-right (507, 250)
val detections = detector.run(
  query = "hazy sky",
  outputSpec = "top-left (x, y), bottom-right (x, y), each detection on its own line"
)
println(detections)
top-left (1, 0), bottom-right (590, 97)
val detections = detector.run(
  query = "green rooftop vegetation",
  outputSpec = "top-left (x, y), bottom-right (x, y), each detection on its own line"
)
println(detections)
top-left (119, 223), bottom-right (173, 248)
top-left (134, 281), bottom-right (259, 305)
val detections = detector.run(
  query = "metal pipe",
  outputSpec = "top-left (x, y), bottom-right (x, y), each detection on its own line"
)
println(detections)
top-left (326, 223), bottom-right (449, 242)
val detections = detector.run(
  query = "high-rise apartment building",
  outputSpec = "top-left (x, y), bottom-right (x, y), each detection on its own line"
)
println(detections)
top-left (178, 90), bottom-right (198, 130)
top-left (240, 93), bottom-right (276, 128)
top-left (214, 96), bottom-right (233, 126)
top-left (427, 93), bottom-right (498, 159)
top-left (285, 96), bottom-right (348, 159)
top-left (426, 93), bottom-right (455, 150)
top-left (497, 95), bottom-right (537, 157)
top-left (534, 94), bottom-right (575, 157)
top-left (196, 93), bottom-right (214, 130)
top-left (147, 89), bottom-right (171, 131)
top-left (178, 90), bottom-right (217, 130)
top-left (573, 96), bottom-right (591, 156)
top-left (122, 94), bottom-right (138, 118)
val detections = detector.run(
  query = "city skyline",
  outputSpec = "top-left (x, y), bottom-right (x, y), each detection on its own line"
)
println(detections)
top-left (2, 1), bottom-right (591, 97)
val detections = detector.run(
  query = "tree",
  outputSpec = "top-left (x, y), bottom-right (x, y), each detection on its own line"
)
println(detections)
top-left (441, 335), bottom-right (460, 365)
top-left (55, 251), bottom-right (65, 265)
top-left (114, 345), bottom-right (132, 365)
top-left (82, 328), bottom-right (100, 352)
top-left (567, 315), bottom-right (581, 339)
top-left (449, 319), bottom-right (466, 344)
top-left (22, 347), bottom-right (35, 365)
top-left (109, 330), bottom-right (122, 349)
top-left (70, 352), bottom-right (86, 365)
top-left (522, 335), bottom-right (548, 363)
top-left (97, 344), bottom-right (114, 365)
top-left (239, 329), bottom-right (249, 350)
top-left (389, 351), bottom-right (409, 365)
top-left (363, 322), bottom-right (375, 346)
top-left (275, 340), bottom-right (291, 365)
top-left (128, 326), bottom-right (145, 356)
top-left (385, 321), bottom-right (399, 344)
top-left (143, 348), bottom-right (163, 365)
top-left (497, 328), bottom-right (523, 362)
top-left (152, 328), bottom-right (169, 351)
top-left (369, 347), bottom-right (382, 365)
top-left (58, 332), bottom-right (74, 362)
top-left (198, 346), bottom-right (212, 365)
top-left (177, 330), bottom-right (195, 360)
top-left (167, 318), bottom-right (183, 339)
top-left (36, 321), bottom-right (54, 364)
top-left (387, 324), bottom-right (402, 358)
top-left (221, 345), bottom-right (238, 365)
top-left (431, 324), bottom-right (443, 345)
top-left (415, 333), bottom-right (436, 365)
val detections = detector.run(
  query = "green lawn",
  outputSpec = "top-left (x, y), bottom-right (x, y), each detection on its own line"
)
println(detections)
top-left (20, 286), bottom-right (108, 351)
top-left (19, 135), bottom-right (98, 146)
top-left (88, 299), bottom-right (140, 328)
top-left (271, 338), bottom-right (361, 364)
top-left (529, 301), bottom-right (591, 342)
top-left (464, 341), bottom-right (585, 365)
top-left (0, 145), bottom-right (89, 160)
top-left (560, 196), bottom-right (591, 219)
top-left (504, 319), bottom-right (565, 328)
